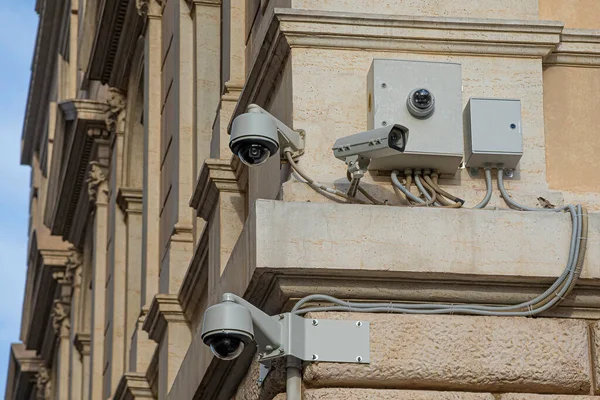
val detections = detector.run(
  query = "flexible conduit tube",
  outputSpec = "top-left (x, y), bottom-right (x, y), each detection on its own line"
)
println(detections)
top-left (473, 168), bottom-right (493, 209)
top-left (292, 204), bottom-right (587, 317)
top-left (427, 173), bottom-right (451, 206)
top-left (414, 173), bottom-right (437, 206)
top-left (424, 174), bottom-right (465, 206)
top-left (284, 151), bottom-right (367, 204)
top-left (286, 357), bottom-right (302, 400)
top-left (391, 170), bottom-right (425, 204)
top-left (497, 168), bottom-right (568, 212)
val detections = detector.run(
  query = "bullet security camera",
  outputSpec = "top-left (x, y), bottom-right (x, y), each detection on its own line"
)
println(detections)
top-left (200, 293), bottom-right (371, 364)
top-left (332, 124), bottom-right (409, 164)
top-left (229, 104), bottom-right (305, 167)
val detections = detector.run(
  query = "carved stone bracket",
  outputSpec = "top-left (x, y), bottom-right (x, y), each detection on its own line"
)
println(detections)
top-left (117, 187), bottom-right (143, 216)
top-left (142, 294), bottom-right (188, 343)
top-left (86, 161), bottom-right (108, 204)
top-left (51, 299), bottom-right (70, 336)
top-left (105, 87), bottom-right (126, 134)
top-left (190, 157), bottom-right (247, 221)
top-left (114, 373), bottom-right (154, 400)
top-left (136, 0), bottom-right (163, 18)
top-left (64, 247), bottom-right (83, 288)
top-left (185, 0), bottom-right (221, 11)
top-left (74, 333), bottom-right (91, 359)
top-left (35, 365), bottom-right (51, 400)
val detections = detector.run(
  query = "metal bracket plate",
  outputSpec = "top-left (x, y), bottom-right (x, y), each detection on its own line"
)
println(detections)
top-left (261, 314), bottom-right (370, 364)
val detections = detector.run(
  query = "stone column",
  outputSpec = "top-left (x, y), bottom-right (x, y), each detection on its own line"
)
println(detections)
top-left (65, 249), bottom-right (84, 400)
top-left (74, 333), bottom-right (91, 400)
top-left (117, 188), bottom-right (143, 372)
top-left (51, 299), bottom-right (71, 400)
top-left (86, 160), bottom-right (109, 400)
top-left (143, 295), bottom-right (190, 399)
top-left (130, 0), bottom-right (162, 375)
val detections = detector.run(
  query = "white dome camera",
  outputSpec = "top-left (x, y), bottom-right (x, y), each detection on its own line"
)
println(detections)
top-left (201, 300), bottom-right (254, 360)
top-left (229, 104), bottom-right (305, 167)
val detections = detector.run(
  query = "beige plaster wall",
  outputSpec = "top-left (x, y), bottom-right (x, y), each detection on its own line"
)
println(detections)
top-left (291, 0), bottom-right (539, 20)
top-left (543, 66), bottom-right (600, 193)
top-left (539, 0), bottom-right (600, 29)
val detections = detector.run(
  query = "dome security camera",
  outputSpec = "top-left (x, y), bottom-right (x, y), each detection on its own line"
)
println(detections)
top-left (407, 88), bottom-right (435, 119)
top-left (229, 104), bottom-right (305, 167)
top-left (201, 301), bottom-right (254, 360)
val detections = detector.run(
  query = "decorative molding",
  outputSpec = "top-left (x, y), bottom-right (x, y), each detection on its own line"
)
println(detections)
top-left (171, 224), bottom-right (194, 244)
top-left (64, 248), bottom-right (83, 288)
top-left (74, 333), bottom-right (91, 358)
top-left (86, 161), bottom-right (108, 204)
top-left (105, 87), bottom-right (127, 134)
top-left (544, 28), bottom-right (600, 67)
top-left (137, 0), bottom-right (163, 18)
top-left (190, 158), bottom-right (247, 221)
top-left (51, 299), bottom-right (70, 336)
top-left (185, 0), bottom-right (220, 11)
top-left (35, 366), bottom-right (51, 400)
top-left (221, 81), bottom-right (244, 103)
top-left (179, 227), bottom-right (209, 320)
top-left (114, 373), bottom-right (154, 400)
top-left (142, 294), bottom-right (188, 343)
top-left (117, 187), bottom-right (143, 215)
top-left (5, 344), bottom-right (44, 400)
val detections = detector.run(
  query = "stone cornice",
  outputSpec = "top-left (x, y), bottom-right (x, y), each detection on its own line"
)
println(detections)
top-left (5, 343), bottom-right (43, 400)
top-left (74, 333), bottom-right (91, 358)
top-left (88, 0), bottom-right (144, 90)
top-left (114, 373), bottom-right (154, 400)
top-left (142, 294), bottom-right (188, 343)
top-left (190, 157), bottom-right (247, 221)
top-left (50, 100), bottom-right (110, 246)
top-left (545, 28), bottom-right (600, 67)
top-left (136, 0), bottom-right (163, 19)
top-left (117, 187), bottom-right (143, 215)
top-left (178, 227), bottom-right (209, 321)
top-left (235, 9), bottom-right (565, 123)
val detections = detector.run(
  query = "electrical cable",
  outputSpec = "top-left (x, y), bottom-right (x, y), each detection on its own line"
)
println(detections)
top-left (292, 204), bottom-right (587, 317)
top-left (413, 172), bottom-right (437, 206)
top-left (428, 173), bottom-right (452, 206)
top-left (284, 150), bottom-right (367, 204)
top-left (391, 170), bottom-right (425, 204)
top-left (497, 169), bottom-right (568, 212)
top-left (472, 168), bottom-right (493, 209)
top-left (424, 173), bottom-right (465, 206)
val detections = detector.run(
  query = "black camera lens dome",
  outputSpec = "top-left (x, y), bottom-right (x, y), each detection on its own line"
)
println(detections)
top-left (238, 144), bottom-right (271, 166)
top-left (209, 336), bottom-right (245, 360)
top-left (412, 89), bottom-right (433, 109)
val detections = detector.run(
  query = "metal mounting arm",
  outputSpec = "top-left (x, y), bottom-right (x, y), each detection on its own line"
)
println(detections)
top-left (246, 104), bottom-right (305, 158)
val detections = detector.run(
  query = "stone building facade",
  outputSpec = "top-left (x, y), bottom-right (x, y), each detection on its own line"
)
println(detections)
top-left (4, 0), bottom-right (600, 399)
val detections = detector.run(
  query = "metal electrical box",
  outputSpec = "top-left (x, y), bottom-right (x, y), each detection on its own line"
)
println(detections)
top-left (367, 59), bottom-right (463, 174)
top-left (464, 98), bottom-right (522, 169)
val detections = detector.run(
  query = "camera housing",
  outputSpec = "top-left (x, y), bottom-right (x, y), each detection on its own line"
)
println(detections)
top-left (229, 104), bottom-right (305, 167)
top-left (201, 301), bottom-right (254, 360)
top-left (332, 124), bottom-right (409, 164)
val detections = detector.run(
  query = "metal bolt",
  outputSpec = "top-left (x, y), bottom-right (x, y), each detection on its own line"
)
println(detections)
top-left (279, 348), bottom-right (285, 354)
top-left (504, 169), bottom-right (514, 178)
top-left (510, 123), bottom-right (516, 129)
top-left (312, 354), bottom-right (319, 361)
top-left (381, 121), bottom-right (388, 126)
top-left (312, 319), bottom-right (319, 326)
top-left (356, 321), bottom-right (363, 327)
top-left (356, 356), bottom-right (363, 362)
top-left (381, 83), bottom-right (387, 88)
top-left (265, 345), bottom-right (273, 352)
top-left (279, 314), bottom-right (285, 320)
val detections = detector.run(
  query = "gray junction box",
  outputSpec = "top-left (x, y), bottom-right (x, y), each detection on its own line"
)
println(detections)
top-left (464, 98), bottom-right (523, 169)
top-left (367, 59), bottom-right (463, 175)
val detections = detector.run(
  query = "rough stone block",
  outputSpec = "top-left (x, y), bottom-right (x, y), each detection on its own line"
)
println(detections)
top-left (303, 313), bottom-right (591, 394)
top-left (276, 388), bottom-right (495, 399)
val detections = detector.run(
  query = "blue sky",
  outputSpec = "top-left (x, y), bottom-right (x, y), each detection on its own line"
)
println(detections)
top-left (0, 0), bottom-right (38, 394)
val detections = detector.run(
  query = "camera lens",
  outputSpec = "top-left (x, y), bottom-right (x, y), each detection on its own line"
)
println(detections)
top-left (412, 89), bottom-right (432, 109)
top-left (209, 336), bottom-right (245, 360)
top-left (407, 88), bottom-right (435, 119)
top-left (238, 144), bottom-right (271, 166)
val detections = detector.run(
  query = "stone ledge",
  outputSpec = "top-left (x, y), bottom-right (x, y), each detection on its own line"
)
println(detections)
top-left (545, 28), bottom-right (600, 67)
top-left (114, 373), bottom-right (154, 400)
top-left (74, 333), bottom-right (91, 357)
top-left (142, 294), bottom-right (188, 343)
top-left (117, 187), bottom-right (143, 215)
top-left (304, 313), bottom-right (591, 394)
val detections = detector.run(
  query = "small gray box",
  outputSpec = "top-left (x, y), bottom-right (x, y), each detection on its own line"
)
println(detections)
top-left (464, 98), bottom-right (522, 169)
top-left (368, 59), bottom-right (463, 174)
